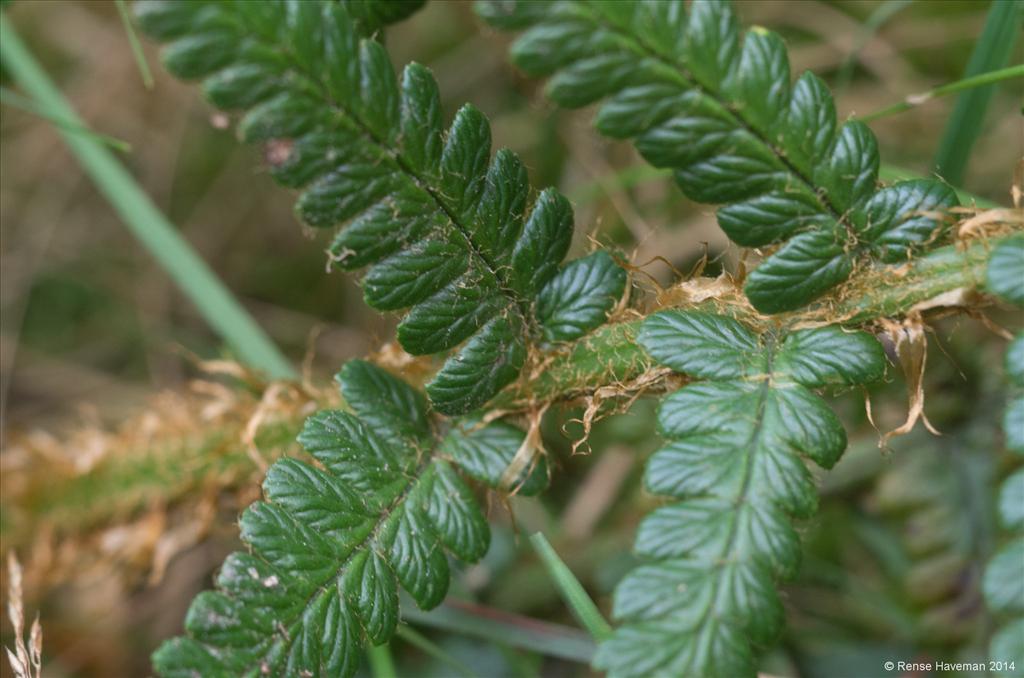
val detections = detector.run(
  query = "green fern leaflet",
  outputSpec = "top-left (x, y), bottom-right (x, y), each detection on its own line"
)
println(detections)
top-left (135, 0), bottom-right (625, 415)
top-left (152, 360), bottom-right (545, 677)
top-left (594, 311), bottom-right (885, 677)
top-left (478, 0), bottom-right (960, 313)
top-left (985, 235), bottom-right (1024, 674)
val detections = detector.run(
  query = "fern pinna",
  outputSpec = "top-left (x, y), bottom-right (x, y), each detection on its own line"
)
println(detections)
top-left (478, 0), bottom-right (960, 313)
top-left (592, 311), bottom-right (885, 676)
top-left (983, 235), bottom-right (1024, 672)
top-left (135, 0), bottom-right (626, 415)
top-left (153, 360), bottom-right (546, 676)
top-left (127, 1), bottom-right (1014, 676)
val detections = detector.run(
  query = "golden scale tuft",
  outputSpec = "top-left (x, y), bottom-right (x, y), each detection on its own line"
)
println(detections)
top-left (1, 362), bottom-right (338, 593)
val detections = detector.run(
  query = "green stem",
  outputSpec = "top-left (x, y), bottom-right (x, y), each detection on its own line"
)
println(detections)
top-left (400, 598), bottom-right (596, 663)
top-left (823, 236), bottom-right (994, 321)
top-left (934, 0), bottom-right (1022, 185)
top-left (860, 64), bottom-right (1024, 122)
top-left (1, 407), bottom-right (306, 550)
top-left (528, 532), bottom-right (612, 642)
top-left (497, 320), bottom-right (649, 409)
top-left (0, 86), bottom-right (132, 152)
top-left (834, 0), bottom-right (915, 94)
top-left (498, 233), bottom-right (1018, 409)
top-left (6, 234), bottom-right (1014, 545)
top-left (115, 0), bottom-right (154, 89)
top-left (566, 164), bottom-right (670, 205)
top-left (394, 626), bottom-right (475, 678)
top-left (366, 644), bottom-right (397, 678)
top-left (0, 14), bottom-right (296, 380)
top-left (565, 163), bottom-right (1001, 212)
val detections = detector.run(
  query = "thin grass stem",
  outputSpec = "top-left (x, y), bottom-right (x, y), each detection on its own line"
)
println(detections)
top-left (394, 626), bottom-right (475, 677)
top-left (0, 86), bottom-right (132, 152)
top-left (400, 597), bottom-right (596, 663)
top-left (0, 15), bottom-right (297, 380)
top-left (115, 0), bottom-right (154, 89)
top-left (861, 64), bottom-right (1024, 122)
top-left (934, 0), bottom-right (1022, 185)
top-left (528, 532), bottom-right (612, 642)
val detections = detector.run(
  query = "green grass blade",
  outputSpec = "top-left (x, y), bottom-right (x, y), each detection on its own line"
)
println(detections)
top-left (115, 0), bottom-right (154, 89)
top-left (566, 164), bottom-right (670, 205)
top-left (861, 64), bottom-right (1024, 122)
top-left (934, 0), bottom-right (1022, 185)
top-left (835, 0), bottom-right (915, 94)
top-left (0, 14), bottom-right (297, 380)
top-left (565, 162), bottom-right (999, 211)
top-left (394, 627), bottom-right (475, 678)
top-left (0, 86), bottom-right (132, 152)
top-left (400, 598), bottom-right (596, 663)
top-left (529, 532), bottom-right (612, 642)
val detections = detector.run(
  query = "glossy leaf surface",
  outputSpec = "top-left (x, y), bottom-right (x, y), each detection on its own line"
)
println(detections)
top-left (137, 0), bottom-right (623, 413)
top-left (151, 361), bottom-right (543, 677)
top-left (595, 310), bottom-right (884, 677)
top-left (479, 0), bottom-right (960, 312)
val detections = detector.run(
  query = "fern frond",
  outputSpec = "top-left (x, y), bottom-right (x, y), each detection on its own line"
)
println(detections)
top-left (871, 428), bottom-right (991, 642)
top-left (986, 334), bottom-right (1024, 673)
top-left (984, 235), bottom-right (1024, 672)
top-left (478, 0), bottom-right (960, 313)
top-left (135, 0), bottom-right (625, 414)
top-left (152, 360), bottom-right (546, 676)
top-left (593, 310), bottom-right (884, 677)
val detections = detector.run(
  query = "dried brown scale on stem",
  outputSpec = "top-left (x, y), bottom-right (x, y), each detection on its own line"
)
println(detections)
top-left (0, 365), bottom-right (337, 590)
top-left (506, 207), bottom-right (1019, 453)
top-left (495, 210), bottom-right (1022, 417)
top-left (491, 320), bottom-right (655, 411)
top-left (876, 313), bottom-right (938, 445)
top-left (569, 366), bottom-right (680, 456)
